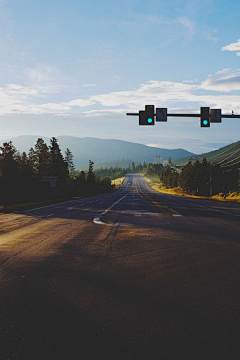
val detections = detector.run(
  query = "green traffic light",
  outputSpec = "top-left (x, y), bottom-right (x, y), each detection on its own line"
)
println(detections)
top-left (203, 120), bottom-right (208, 125)
top-left (147, 118), bottom-right (153, 123)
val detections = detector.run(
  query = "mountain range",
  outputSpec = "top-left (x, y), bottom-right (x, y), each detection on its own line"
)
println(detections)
top-left (0, 135), bottom-right (195, 169)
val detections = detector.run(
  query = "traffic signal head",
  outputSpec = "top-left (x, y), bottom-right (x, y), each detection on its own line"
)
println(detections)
top-left (210, 109), bottom-right (222, 123)
top-left (156, 108), bottom-right (167, 121)
top-left (139, 105), bottom-right (155, 125)
top-left (200, 107), bottom-right (210, 127)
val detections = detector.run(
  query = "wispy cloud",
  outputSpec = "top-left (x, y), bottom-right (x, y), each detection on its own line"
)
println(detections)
top-left (203, 28), bottom-right (218, 43)
top-left (177, 17), bottom-right (196, 37)
top-left (2, 68), bottom-right (240, 116)
top-left (24, 65), bottom-right (66, 93)
top-left (146, 15), bottom-right (196, 40)
top-left (146, 14), bottom-right (219, 43)
top-left (201, 69), bottom-right (240, 92)
top-left (64, 99), bottom-right (95, 107)
top-left (83, 84), bottom-right (96, 87)
top-left (81, 109), bottom-right (127, 117)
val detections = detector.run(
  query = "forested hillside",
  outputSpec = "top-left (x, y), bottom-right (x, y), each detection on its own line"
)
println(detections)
top-left (0, 135), bottom-right (195, 168)
top-left (0, 138), bottom-right (113, 210)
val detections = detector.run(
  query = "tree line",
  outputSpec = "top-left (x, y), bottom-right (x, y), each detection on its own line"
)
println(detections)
top-left (93, 159), bottom-right (239, 197)
top-left (1, 139), bottom-right (238, 208)
top-left (0, 138), bottom-right (113, 208)
top-left (93, 161), bottom-right (146, 179)
top-left (160, 159), bottom-right (239, 196)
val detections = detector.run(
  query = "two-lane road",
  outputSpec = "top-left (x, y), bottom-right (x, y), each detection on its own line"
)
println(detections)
top-left (0, 174), bottom-right (240, 360)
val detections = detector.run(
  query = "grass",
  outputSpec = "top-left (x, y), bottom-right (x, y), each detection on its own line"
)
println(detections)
top-left (143, 175), bottom-right (240, 203)
top-left (111, 177), bottom-right (125, 188)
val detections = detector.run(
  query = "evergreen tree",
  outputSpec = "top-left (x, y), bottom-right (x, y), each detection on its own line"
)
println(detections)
top-left (65, 148), bottom-right (75, 176)
top-left (79, 170), bottom-right (86, 182)
top-left (0, 142), bottom-right (18, 203)
top-left (87, 160), bottom-right (95, 184)
top-left (28, 147), bottom-right (37, 179)
top-left (50, 137), bottom-right (67, 179)
top-left (34, 138), bottom-right (52, 179)
top-left (17, 152), bottom-right (29, 181)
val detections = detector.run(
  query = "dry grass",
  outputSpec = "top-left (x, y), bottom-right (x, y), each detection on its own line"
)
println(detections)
top-left (144, 175), bottom-right (240, 203)
top-left (111, 177), bottom-right (125, 188)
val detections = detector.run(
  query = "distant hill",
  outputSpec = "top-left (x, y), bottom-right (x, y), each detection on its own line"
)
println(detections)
top-left (174, 140), bottom-right (240, 165)
top-left (0, 135), bottom-right (195, 169)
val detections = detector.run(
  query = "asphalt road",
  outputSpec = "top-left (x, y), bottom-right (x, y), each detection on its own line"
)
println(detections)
top-left (0, 174), bottom-right (240, 360)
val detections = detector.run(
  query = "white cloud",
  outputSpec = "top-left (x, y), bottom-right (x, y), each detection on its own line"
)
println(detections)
top-left (215, 68), bottom-right (232, 75)
top-left (201, 69), bottom-right (240, 92)
top-left (40, 103), bottom-right (71, 111)
top-left (81, 109), bottom-right (128, 117)
top-left (5, 83), bottom-right (39, 96)
top-left (83, 84), bottom-right (96, 87)
top-left (2, 68), bottom-right (240, 116)
top-left (222, 39), bottom-right (240, 56)
top-left (222, 39), bottom-right (240, 52)
top-left (87, 80), bottom-right (199, 110)
top-left (64, 99), bottom-right (95, 107)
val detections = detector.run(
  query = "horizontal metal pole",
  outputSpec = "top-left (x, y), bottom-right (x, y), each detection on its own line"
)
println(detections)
top-left (167, 114), bottom-right (199, 117)
top-left (126, 113), bottom-right (240, 118)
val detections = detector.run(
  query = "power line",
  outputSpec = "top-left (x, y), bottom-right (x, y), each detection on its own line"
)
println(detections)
top-left (175, 142), bottom-right (240, 168)
top-left (222, 161), bottom-right (240, 167)
top-left (220, 155), bottom-right (240, 167)
top-left (216, 148), bottom-right (240, 165)
top-left (207, 141), bottom-right (240, 160)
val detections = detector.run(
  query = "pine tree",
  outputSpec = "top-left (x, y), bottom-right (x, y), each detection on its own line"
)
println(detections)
top-left (87, 160), bottom-right (95, 184)
top-left (0, 142), bottom-right (18, 181)
top-left (50, 137), bottom-right (67, 179)
top-left (34, 138), bottom-right (52, 179)
top-left (65, 148), bottom-right (75, 176)
top-left (0, 142), bottom-right (18, 203)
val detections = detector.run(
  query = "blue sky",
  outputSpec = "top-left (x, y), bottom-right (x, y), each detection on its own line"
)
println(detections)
top-left (1, 0), bottom-right (240, 153)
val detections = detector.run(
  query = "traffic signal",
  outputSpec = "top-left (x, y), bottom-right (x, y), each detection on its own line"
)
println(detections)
top-left (156, 108), bottom-right (167, 121)
top-left (210, 109), bottom-right (222, 123)
top-left (200, 107), bottom-right (210, 127)
top-left (139, 105), bottom-right (155, 125)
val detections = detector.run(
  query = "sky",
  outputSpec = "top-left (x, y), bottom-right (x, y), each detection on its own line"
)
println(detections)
top-left (1, 0), bottom-right (240, 154)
